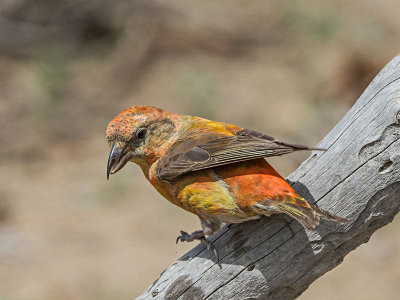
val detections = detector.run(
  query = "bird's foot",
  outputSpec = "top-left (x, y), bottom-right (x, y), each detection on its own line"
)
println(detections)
top-left (176, 230), bottom-right (205, 243)
top-left (176, 230), bottom-right (219, 261)
top-left (201, 237), bottom-right (219, 261)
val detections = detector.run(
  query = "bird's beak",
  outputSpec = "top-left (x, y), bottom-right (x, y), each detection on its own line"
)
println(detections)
top-left (107, 144), bottom-right (131, 180)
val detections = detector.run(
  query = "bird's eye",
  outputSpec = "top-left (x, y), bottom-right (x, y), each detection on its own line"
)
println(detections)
top-left (136, 128), bottom-right (147, 140)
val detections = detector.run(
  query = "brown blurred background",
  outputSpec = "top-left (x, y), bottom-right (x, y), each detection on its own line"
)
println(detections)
top-left (0, 0), bottom-right (399, 299)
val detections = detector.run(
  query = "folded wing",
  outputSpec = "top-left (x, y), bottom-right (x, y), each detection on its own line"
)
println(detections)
top-left (156, 128), bottom-right (323, 180)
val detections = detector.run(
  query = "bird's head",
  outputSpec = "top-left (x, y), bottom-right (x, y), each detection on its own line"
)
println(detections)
top-left (106, 106), bottom-right (178, 179)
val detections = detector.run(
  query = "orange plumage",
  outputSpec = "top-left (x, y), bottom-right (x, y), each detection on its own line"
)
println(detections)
top-left (106, 106), bottom-right (346, 258)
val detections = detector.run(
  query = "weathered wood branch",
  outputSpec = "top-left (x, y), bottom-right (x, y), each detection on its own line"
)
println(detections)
top-left (138, 54), bottom-right (400, 300)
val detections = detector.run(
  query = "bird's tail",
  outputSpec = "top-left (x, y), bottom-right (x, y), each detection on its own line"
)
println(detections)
top-left (275, 196), bottom-right (348, 229)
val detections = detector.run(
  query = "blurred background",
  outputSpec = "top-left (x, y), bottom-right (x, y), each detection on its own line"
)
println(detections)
top-left (0, 0), bottom-right (399, 299)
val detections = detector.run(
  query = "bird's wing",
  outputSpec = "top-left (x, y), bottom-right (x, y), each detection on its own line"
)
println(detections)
top-left (156, 128), bottom-right (321, 180)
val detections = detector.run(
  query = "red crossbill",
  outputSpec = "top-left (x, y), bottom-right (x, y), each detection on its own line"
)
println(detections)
top-left (106, 106), bottom-right (346, 259)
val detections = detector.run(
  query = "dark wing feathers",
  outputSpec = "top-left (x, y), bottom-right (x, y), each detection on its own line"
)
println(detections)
top-left (156, 128), bottom-right (323, 180)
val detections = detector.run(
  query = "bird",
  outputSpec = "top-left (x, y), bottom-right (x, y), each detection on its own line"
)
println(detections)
top-left (106, 106), bottom-right (347, 259)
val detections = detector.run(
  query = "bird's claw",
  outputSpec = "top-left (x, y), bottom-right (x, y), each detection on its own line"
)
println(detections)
top-left (176, 230), bottom-right (192, 243)
top-left (176, 230), bottom-right (204, 244)
top-left (176, 230), bottom-right (219, 261)
top-left (201, 238), bottom-right (220, 261)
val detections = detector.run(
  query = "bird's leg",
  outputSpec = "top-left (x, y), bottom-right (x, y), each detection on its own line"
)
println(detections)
top-left (176, 217), bottom-right (222, 261)
top-left (176, 230), bottom-right (205, 243)
top-left (201, 217), bottom-right (222, 261)
top-left (200, 236), bottom-right (219, 262)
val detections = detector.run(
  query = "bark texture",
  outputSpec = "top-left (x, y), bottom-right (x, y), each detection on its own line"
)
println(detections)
top-left (138, 54), bottom-right (400, 300)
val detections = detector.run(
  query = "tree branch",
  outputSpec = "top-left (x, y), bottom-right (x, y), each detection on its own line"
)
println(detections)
top-left (138, 54), bottom-right (400, 300)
